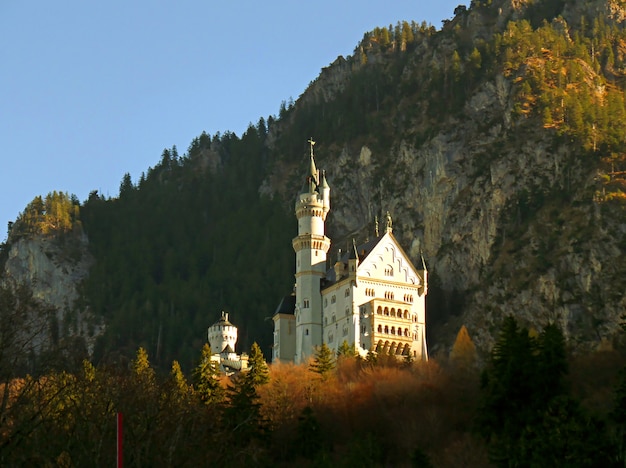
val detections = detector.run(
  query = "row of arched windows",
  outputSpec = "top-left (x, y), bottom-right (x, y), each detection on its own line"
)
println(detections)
top-left (377, 325), bottom-right (410, 336)
top-left (375, 340), bottom-right (411, 356)
top-left (384, 291), bottom-right (394, 300)
top-left (403, 294), bottom-right (414, 303)
top-left (376, 306), bottom-right (410, 319)
top-left (365, 288), bottom-right (375, 297)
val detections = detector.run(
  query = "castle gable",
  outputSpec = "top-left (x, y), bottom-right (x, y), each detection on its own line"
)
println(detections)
top-left (357, 232), bottom-right (422, 286)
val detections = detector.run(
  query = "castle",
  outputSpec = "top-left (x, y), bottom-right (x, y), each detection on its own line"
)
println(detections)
top-left (272, 140), bottom-right (428, 364)
top-left (207, 311), bottom-right (248, 374)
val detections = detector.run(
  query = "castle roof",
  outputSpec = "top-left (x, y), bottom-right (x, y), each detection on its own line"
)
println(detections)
top-left (274, 294), bottom-right (296, 315)
top-left (323, 231), bottom-right (426, 287)
top-left (211, 311), bottom-right (233, 327)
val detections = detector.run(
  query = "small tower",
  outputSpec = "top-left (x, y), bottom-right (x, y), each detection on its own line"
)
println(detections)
top-left (292, 138), bottom-right (331, 363)
top-left (208, 311), bottom-right (238, 356)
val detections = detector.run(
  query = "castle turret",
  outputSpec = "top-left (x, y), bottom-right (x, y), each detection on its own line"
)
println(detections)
top-left (292, 139), bottom-right (331, 363)
top-left (208, 311), bottom-right (238, 356)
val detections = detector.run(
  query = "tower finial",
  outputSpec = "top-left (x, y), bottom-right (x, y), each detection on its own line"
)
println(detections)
top-left (308, 137), bottom-right (316, 158)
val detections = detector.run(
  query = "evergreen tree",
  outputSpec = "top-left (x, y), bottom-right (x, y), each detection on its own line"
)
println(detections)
top-left (337, 340), bottom-right (357, 359)
top-left (309, 343), bottom-right (336, 379)
top-left (246, 342), bottom-right (270, 386)
top-left (193, 343), bottom-right (224, 405)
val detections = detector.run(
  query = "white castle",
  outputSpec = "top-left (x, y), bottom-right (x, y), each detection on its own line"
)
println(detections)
top-left (207, 311), bottom-right (248, 373)
top-left (272, 140), bottom-right (428, 364)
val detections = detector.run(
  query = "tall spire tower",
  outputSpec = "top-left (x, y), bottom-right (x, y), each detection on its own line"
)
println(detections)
top-left (292, 138), bottom-right (331, 363)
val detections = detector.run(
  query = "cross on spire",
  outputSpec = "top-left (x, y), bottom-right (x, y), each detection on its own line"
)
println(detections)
top-left (308, 137), bottom-right (316, 158)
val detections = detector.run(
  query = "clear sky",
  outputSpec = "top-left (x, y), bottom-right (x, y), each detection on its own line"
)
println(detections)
top-left (0, 1), bottom-right (466, 241)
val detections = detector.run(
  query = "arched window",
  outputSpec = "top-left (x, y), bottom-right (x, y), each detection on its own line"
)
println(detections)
top-left (391, 308), bottom-right (396, 317)
top-left (384, 307), bottom-right (389, 316)
top-left (377, 306), bottom-right (383, 315)
top-left (378, 324), bottom-right (382, 333)
top-left (384, 325), bottom-right (389, 334)
top-left (391, 326), bottom-right (396, 335)
top-left (345, 289), bottom-right (350, 297)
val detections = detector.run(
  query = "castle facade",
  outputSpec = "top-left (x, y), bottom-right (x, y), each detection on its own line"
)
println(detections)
top-left (272, 142), bottom-right (428, 363)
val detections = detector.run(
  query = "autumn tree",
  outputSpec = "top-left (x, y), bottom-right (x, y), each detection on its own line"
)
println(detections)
top-left (449, 325), bottom-right (477, 370)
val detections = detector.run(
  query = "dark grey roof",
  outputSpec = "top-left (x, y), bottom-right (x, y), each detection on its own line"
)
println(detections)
top-left (211, 311), bottom-right (233, 327)
top-left (273, 294), bottom-right (296, 316)
top-left (324, 236), bottom-right (384, 284)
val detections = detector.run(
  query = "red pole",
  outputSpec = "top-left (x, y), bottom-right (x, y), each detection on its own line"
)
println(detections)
top-left (117, 412), bottom-right (123, 468)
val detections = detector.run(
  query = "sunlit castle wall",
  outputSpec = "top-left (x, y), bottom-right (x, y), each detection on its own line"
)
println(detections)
top-left (208, 312), bottom-right (238, 355)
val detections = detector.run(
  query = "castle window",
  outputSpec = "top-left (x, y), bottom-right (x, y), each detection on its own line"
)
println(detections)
top-left (377, 306), bottom-right (382, 315)
top-left (305, 329), bottom-right (309, 336)
top-left (384, 325), bottom-right (389, 334)
top-left (378, 324), bottom-right (382, 333)
top-left (331, 295), bottom-right (336, 304)
top-left (391, 326), bottom-right (396, 335)
top-left (384, 307), bottom-right (389, 316)
top-left (384, 266), bottom-right (393, 276)
top-left (303, 299), bottom-right (310, 308)
top-left (345, 307), bottom-right (350, 316)
top-left (328, 332), bottom-right (334, 343)
top-left (345, 288), bottom-right (350, 297)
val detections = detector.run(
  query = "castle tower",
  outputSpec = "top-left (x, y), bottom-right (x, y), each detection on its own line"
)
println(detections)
top-left (292, 138), bottom-right (331, 363)
top-left (208, 311), bottom-right (238, 356)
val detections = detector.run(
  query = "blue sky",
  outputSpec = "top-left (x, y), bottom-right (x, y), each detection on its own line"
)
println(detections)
top-left (1, 1), bottom-right (465, 240)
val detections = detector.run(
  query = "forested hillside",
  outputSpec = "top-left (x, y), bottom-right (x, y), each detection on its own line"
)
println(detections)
top-left (2, 0), bottom-right (626, 370)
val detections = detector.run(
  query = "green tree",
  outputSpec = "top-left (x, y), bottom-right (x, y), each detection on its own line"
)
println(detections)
top-left (309, 343), bottom-right (336, 379)
top-left (337, 340), bottom-right (357, 359)
top-left (246, 342), bottom-right (270, 386)
top-left (193, 343), bottom-right (224, 405)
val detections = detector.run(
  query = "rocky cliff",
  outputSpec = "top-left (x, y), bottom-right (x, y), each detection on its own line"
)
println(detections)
top-left (1, 232), bottom-right (101, 354)
top-left (263, 0), bottom-right (626, 355)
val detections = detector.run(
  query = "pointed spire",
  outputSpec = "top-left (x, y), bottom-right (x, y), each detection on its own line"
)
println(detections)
top-left (308, 137), bottom-right (318, 185)
top-left (321, 169), bottom-right (329, 188)
top-left (420, 249), bottom-right (427, 271)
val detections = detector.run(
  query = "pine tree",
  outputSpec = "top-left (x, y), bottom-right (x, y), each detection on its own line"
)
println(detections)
top-left (246, 342), bottom-right (270, 386)
top-left (309, 343), bottom-right (336, 379)
top-left (193, 343), bottom-right (224, 405)
top-left (337, 340), bottom-right (357, 359)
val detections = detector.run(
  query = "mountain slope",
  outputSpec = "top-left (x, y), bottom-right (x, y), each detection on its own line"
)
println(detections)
top-left (2, 0), bottom-right (626, 369)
